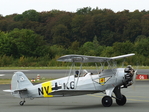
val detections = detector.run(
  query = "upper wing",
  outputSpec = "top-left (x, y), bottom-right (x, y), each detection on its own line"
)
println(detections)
top-left (57, 53), bottom-right (135, 63)
top-left (48, 90), bottom-right (102, 96)
top-left (109, 53), bottom-right (135, 60)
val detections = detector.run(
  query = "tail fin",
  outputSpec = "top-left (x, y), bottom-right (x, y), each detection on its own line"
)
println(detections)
top-left (11, 72), bottom-right (33, 90)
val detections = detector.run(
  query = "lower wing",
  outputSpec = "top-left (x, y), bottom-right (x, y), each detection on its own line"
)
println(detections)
top-left (48, 90), bottom-right (102, 96)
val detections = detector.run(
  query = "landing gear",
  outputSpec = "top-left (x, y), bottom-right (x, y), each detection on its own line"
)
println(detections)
top-left (19, 99), bottom-right (25, 106)
top-left (116, 95), bottom-right (126, 106)
top-left (102, 96), bottom-right (113, 107)
top-left (101, 86), bottom-right (127, 107)
top-left (113, 87), bottom-right (127, 106)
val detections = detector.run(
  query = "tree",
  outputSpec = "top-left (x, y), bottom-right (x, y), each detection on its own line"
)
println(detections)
top-left (112, 41), bottom-right (134, 55)
top-left (50, 45), bottom-right (68, 58)
top-left (76, 7), bottom-right (92, 15)
top-left (0, 20), bottom-right (7, 31)
top-left (0, 31), bottom-right (18, 57)
top-left (51, 24), bottom-right (69, 37)
top-left (8, 28), bottom-right (50, 57)
top-left (93, 35), bottom-right (99, 48)
top-left (52, 36), bottom-right (70, 48)
top-left (71, 14), bottom-right (86, 43)
top-left (134, 37), bottom-right (149, 57)
top-left (141, 14), bottom-right (149, 37)
top-left (51, 24), bottom-right (70, 47)
top-left (13, 14), bottom-right (23, 21)
top-left (69, 41), bottom-right (80, 53)
top-left (101, 46), bottom-right (114, 57)
top-left (22, 10), bottom-right (39, 21)
top-left (123, 19), bottom-right (141, 42)
top-left (79, 42), bottom-right (96, 55)
top-left (92, 14), bottom-right (108, 39)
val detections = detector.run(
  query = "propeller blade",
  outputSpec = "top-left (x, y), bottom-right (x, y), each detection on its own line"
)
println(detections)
top-left (132, 70), bottom-right (137, 90)
top-left (133, 70), bottom-right (137, 83)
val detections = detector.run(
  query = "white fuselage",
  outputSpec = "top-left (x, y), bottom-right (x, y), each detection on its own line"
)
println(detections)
top-left (12, 68), bottom-right (126, 99)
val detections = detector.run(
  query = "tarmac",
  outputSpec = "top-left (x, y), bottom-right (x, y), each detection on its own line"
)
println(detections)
top-left (0, 80), bottom-right (149, 112)
top-left (0, 69), bottom-right (149, 79)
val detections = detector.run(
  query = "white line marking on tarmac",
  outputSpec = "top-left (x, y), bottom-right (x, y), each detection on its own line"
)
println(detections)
top-left (0, 74), bottom-right (5, 76)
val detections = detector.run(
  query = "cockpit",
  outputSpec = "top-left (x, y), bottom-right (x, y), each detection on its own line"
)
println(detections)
top-left (75, 69), bottom-right (93, 77)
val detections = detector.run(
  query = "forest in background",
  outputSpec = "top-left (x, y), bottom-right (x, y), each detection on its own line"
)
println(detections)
top-left (0, 7), bottom-right (149, 67)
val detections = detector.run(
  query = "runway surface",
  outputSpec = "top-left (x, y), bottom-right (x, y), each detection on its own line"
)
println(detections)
top-left (0, 69), bottom-right (149, 79)
top-left (0, 81), bottom-right (149, 112)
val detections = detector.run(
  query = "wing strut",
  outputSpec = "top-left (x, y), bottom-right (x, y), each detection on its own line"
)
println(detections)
top-left (75, 63), bottom-right (83, 89)
top-left (66, 62), bottom-right (74, 87)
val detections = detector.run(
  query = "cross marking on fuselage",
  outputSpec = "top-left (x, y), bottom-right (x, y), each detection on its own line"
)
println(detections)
top-left (52, 82), bottom-right (62, 90)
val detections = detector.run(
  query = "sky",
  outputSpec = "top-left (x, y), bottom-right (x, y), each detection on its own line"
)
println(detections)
top-left (1, 0), bottom-right (149, 16)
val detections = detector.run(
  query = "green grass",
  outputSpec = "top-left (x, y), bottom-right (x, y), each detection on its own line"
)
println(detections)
top-left (0, 78), bottom-right (53, 84)
top-left (0, 79), bottom-right (11, 84)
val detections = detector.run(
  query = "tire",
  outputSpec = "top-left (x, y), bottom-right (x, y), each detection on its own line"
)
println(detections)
top-left (19, 101), bottom-right (24, 106)
top-left (116, 95), bottom-right (127, 106)
top-left (102, 96), bottom-right (113, 107)
top-left (19, 101), bottom-right (25, 106)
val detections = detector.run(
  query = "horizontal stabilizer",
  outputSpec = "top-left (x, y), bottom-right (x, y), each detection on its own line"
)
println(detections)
top-left (48, 90), bottom-right (102, 96)
top-left (3, 90), bottom-right (14, 93)
top-left (3, 88), bottom-right (27, 93)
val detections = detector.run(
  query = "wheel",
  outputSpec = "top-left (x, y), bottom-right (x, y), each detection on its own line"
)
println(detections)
top-left (116, 95), bottom-right (127, 106)
top-left (19, 101), bottom-right (24, 106)
top-left (102, 96), bottom-right (113, 107)
top-left (19, 101), bottom-right (25, 106)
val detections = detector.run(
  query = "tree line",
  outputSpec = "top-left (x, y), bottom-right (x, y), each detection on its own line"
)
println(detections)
top-left (0, 7), bottom-right (149, 66)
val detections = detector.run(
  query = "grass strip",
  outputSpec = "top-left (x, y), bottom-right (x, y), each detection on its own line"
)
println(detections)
top-left (0, 78), bottom-right (54, 84)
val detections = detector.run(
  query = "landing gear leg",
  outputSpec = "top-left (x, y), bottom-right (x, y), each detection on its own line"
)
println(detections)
top-left (19, 99), bottom-right (25, 106)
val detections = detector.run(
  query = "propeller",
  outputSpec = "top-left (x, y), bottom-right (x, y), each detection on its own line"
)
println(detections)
top-left (132, 70), bottom-right (137, 90)
top-left (132, 70), bottom-right (137, 84)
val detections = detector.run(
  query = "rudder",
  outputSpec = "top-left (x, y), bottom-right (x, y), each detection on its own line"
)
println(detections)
top-left (11, 72), bottom-right (33, 90)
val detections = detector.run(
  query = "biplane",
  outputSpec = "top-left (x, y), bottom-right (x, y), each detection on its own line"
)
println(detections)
top-left (3, 53), bottom-right (136, 107)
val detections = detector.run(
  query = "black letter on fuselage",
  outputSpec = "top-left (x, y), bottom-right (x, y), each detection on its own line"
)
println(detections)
top-left (44, 86), bottom-right (49, 95)
top-left (70, 81), bottom-right (75, 89)
top-left (63, 83), bottom-right (69, 89)
top-left (38, 87), bottom-right (43, 95)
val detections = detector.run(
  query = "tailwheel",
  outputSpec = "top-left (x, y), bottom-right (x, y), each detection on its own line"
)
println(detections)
top-left (116, 95), bottom-right (127, 106)
top-left (19, 100), bottom-right (25, 106)
top-left (102, 96), bottom-right (113, 107)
